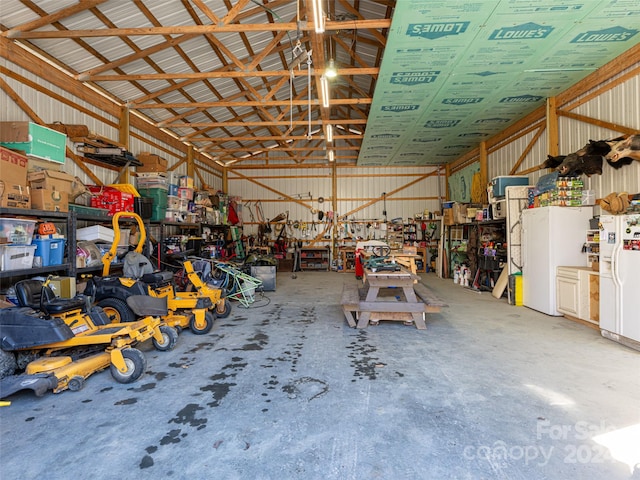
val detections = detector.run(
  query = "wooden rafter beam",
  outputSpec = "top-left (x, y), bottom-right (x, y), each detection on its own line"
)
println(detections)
top-left (189, 134), bottom-right (362, 143)
top-left (205, 146), bottom-right (361, 154)
top-left (164, 119), bottom-right (368, 128)
top-left (3, 0), bottom-right (108, 37)
top-left (134, 98), bottom-right (372, 109)
top-left (84, 67), bottom-right (378, 81)
top-left (3, 19), bottom-right (391, 38)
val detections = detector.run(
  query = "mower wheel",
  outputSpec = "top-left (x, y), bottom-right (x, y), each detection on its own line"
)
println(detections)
top-left (153, 326), bottom-right (179, 351)
top-left (98, 298), bottom-right (136, 323)
top-left (111, 348), bottom-right (146, 384)
top-left (216, 301), bottom-right (232, 319)
top-left (0, 349), bottom-right (17, 379)
top-left (68, 376), bottom-right (85, 391)
top-left (190, 311), bottom-right (215, 335)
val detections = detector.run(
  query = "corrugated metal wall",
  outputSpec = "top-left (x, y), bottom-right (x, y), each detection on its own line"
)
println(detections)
top-left (230, 166), bottom-right (444, 238)
top-left (1, 59), bottom-right (220, 191)
top-left (488, 67), bottom-right (640, 210)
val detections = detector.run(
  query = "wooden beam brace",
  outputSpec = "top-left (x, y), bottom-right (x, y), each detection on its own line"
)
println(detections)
top-left (134, 98), bottom-right (372, 109)
top-left (3, 19), bottom-right (391, 38)
top-left (86, 67), bottom-right (379, 82)
top-left (556, 111), bottom-right (639, 136)
top-left (165, 119), bottom-right (367, 128)
top-left (509, 124), bottom-right (546, 176)
top-left (4, 0), bottom-right (108, 38)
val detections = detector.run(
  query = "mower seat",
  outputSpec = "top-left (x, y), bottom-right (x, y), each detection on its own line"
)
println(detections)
top-left (14, 280), bottom-right (86, 315)
top-left (140, 271), bottom-right (174, 287)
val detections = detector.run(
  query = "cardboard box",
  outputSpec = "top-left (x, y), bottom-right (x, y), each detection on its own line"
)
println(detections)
top-left (30, 188), bottom-right (69, 212)
top-left (0, 184), bottom-right (30, 209)
top-left (0, 146), bottom-right (28, 185)
top-left (443, 209), bottom-right (455, 226)
top-left (452, 203), bottom-right (469, 224)
top-left (48, 276), bottom-right (77, 298)
top-left (137, 152), bottom-right (167, 172)
top-left (0, 122), bottom-right (66, 164)
top-left (28, 170), bottom-right (76, 192)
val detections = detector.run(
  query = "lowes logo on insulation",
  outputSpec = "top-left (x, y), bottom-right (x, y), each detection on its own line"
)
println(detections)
top-left (499, 94), bottom-right (543, 103)
top-left (406, 22), bottom-right (470, 39)
top-left (390, 71), bottom-right (440, 85)
top-left (489, 22), bottom-right (553, 40)
top-left (423, 119), bottom-right (460, 128)
top-left (442, 97), bottom-right (483, 105)
top-left (571, 26), bottom-right (638, 43)
top-left (381, 105), bottom-right (420, 112)
top-left (475, 117), bottom-right (511, 124)
top-left (370, 134), bottom-right (400, 139)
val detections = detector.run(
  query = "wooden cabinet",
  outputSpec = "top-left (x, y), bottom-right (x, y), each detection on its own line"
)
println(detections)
top-left (300, 247), bottom-right (329, 271)
top-left (556, 266), bottom-right (599, 325)
top-left (339, 248), bottom-right (356, 273)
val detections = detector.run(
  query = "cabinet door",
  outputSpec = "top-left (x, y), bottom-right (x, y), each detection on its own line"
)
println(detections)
top-left (588, 273), bottom-right (599, 323)
top-left (556, 276), bottom-right (580, 316)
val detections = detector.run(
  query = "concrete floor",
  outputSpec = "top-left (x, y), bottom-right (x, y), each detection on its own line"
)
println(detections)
top-left (1, 271), bottom-right (639, 480)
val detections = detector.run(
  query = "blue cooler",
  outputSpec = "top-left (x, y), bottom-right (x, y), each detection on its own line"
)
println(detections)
top-left (33, 238), bottom-right (66, 266)
top-left (33, 238), bottom-right (52, 266)
top-left (49, 239), bottom-right (65, 265)
top-left (491, 176), bottom-right (530, 198)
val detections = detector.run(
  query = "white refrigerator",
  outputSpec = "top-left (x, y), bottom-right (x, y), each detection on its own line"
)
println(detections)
top-left (521, 206), bottom-right (593, 316)
top-left (599, 214), bottom-right (640, 350)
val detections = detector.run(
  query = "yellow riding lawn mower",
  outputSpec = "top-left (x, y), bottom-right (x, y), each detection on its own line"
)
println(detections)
top-left (0, 278), bottom-right (177, 398)
top-left (85, 212), bottom-right (224, 334)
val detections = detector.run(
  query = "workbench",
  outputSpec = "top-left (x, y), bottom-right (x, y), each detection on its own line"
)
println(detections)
top-left (341, 268), bottom-right (446, 330)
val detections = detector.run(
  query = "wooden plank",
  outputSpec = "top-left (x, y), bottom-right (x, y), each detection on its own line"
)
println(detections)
top-left (413, 282), bottom-right (447, 307)
top-left (358, 301), bottom-right (427, 313)
top-left (341, 283), bottom-right (361, 307)
top-left (370, 312), bottom-right (414, 321)
top-left (340, 283), bottom-right (360, 328)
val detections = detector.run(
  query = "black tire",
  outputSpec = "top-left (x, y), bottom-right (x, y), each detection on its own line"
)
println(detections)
top-left (216, 300), bottom-right (232, 319)
top-left (67, 376), bottom-right (85, 391)
top-left (110, 348), bottom-right (146, 384)
top-left (0, 349), bottom-right (17, 379)
top-left (152, 326), bottom-right (179, 351)
top-left (98, 297), bottom-right (136, 323)
top-left (190, 311), bottom-right (215, 335)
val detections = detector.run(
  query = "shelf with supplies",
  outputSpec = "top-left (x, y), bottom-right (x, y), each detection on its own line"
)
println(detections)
top-left (338, 247), bottom-right (356, 273)
top-left (0, 207), bottom-right (73, 283)
top-left (300, 247), bottom-right (330, 271)
top-left (584, 229), bottom-right (600, 267)
top-left (469, 219), bottom-right (507, 291)
top-left (150, 220), bottom-right (202, 269)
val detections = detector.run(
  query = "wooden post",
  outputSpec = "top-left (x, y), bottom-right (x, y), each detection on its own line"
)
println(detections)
top-left (186, 144), bottom-right (195, 179)
top-left (222, 167), bottom-right (228, 194)
top-left (479, 141), bottom-right (488, 203)
top-left (117, 105), bottom-right (133, 184)
top-left (445, 164), bottom-right (451, 201)
top-left (546, 96), bottom-right (559, 157)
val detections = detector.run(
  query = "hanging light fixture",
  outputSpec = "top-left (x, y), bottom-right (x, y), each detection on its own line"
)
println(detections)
top-left (328, 150), bottom-right (335, 162)
top-left (311, 0), bottom-right (324, 33)
top-left (325, 58), bottom-right (337, 78)
top-left (320, 75), bottom-right (329, 108)
top-left (326, 124), bottom-right (333, 142)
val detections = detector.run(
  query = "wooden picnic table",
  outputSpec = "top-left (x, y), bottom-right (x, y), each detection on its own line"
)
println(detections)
top-left (341, 267), bottom-right (446, 330)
